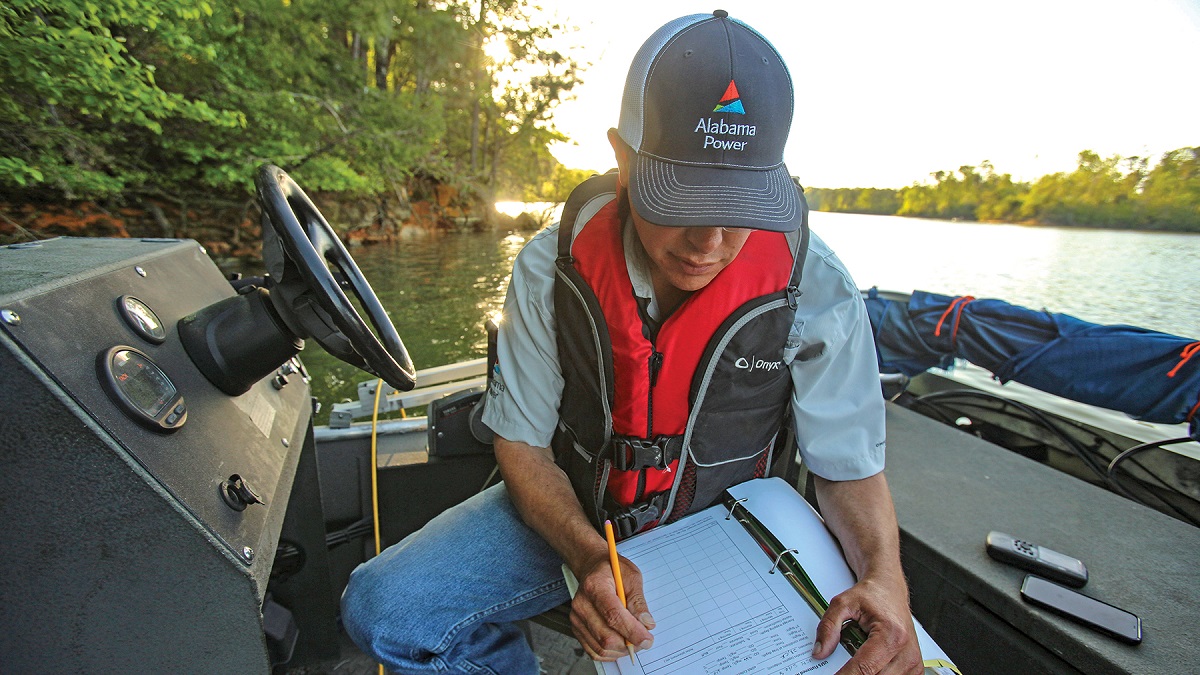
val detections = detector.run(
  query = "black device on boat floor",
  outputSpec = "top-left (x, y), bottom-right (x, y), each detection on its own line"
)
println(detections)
top-left (986, 531), bottom-right (1089, 587)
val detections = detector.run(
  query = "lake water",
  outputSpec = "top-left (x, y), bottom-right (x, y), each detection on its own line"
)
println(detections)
top-left (299, 211), bottom-right (1200, 412)
top-left (812, 212), bottom-right (1199, 339)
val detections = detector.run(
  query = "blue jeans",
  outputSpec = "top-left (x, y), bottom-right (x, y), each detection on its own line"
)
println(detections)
top-left (341, 483), bottom-right (572, 674)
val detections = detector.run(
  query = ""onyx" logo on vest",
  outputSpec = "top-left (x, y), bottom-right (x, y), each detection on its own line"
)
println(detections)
top-left (734, 355), bottom-right (783, 373)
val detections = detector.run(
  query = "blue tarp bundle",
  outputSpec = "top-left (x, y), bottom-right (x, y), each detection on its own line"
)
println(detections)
top-left (864, 288), bottom-right (1200, 434)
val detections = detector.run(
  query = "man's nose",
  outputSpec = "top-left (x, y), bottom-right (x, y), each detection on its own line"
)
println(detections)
top-left (685, 227), bottom-right (723, 252)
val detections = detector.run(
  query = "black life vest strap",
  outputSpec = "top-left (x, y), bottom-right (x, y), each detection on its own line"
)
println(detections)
top-left (557, 170), bottom-right (620, 263)
top-left (611, 492), bottom-right (670, 539)
top-left (609, 434), bottom-right (684, 472)
top-left (785, 186), bottom-right (811, 306)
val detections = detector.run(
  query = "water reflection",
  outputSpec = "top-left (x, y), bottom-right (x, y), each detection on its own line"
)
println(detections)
top-left (813, 212), bottom-right (1199, 337)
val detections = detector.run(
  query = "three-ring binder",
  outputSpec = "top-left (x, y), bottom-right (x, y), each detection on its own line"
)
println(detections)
top-left (721, 490), bottom-right (870, 655)
top-left (588, 478), bottom-right (958, 675)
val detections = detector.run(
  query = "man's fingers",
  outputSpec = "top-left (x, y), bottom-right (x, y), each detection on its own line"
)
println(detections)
top-left (572, 563), bottom-right (654, 655)
top-left (572, 597), bottom-right (622, 654)
top-left (833, 628), bottom-right (922, 675)
top-left (817, 584), bottom-right (923, 675)
top-left (835, 634), bottom-right (890, 675)
top-left (624, 594), bottom-right (655, 633)
top-left (617, 558), bottom-right (656, 643)
top-left (590, 561), bottom-right (652, 646)
top-left (577, 639), bottom-right (601, 662)
top-left (813, 601), bottom-right (853, 659)
top-left (568, 600), bottom-right (604, 656)
top-left (575, 636), bottom-right (623, 663)
top-left (570, 597), bottom-right (625, 659)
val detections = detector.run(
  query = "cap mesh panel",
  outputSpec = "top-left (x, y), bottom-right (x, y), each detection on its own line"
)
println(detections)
top-left (619, 14), bottom-right (712, 152)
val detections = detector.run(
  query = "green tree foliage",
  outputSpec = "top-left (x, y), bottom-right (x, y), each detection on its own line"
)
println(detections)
top-left (1018, 151), bottom-right (1143, 227)
top-left (896, 162), bottom-right (1025, 222)
top-left (809, 148), bottom-right (1200, 232)
top-left (441, 0), bottom-right (581, 200)
top-left (519, 158), bottom-right (595, 202)
top-left (805, 187), bottom-right (898, 215)
top-left (1138, 148), bottom-right (1200, 230)
top-left (0, 0), bottom-right (582, 213)
top-left (0, 0), bottom-right (243, 198)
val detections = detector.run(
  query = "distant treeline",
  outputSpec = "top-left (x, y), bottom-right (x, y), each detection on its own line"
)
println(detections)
top-left (806, 148), bottom-right (1200, 233)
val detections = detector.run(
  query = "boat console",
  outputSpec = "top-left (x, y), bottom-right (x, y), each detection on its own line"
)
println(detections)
top-left (0, 166), bottom-right (413, 671)
top-left (0, 236), bottom-right (317, 670)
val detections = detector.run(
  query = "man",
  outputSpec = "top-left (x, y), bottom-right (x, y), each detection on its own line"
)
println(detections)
top-left (342, 10), bottom-right (921, 674)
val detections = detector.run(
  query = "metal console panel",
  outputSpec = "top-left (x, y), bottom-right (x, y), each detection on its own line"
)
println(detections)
top-left (0, 237), bottom-right (309, 563)
top-left (0, 237), bottom-right (312, 670)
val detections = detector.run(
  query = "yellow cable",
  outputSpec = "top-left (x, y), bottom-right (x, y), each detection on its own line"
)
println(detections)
top-left (369, 379), bottom-right (384, 675)
top-left (370, 378), bottom-right (384, 557)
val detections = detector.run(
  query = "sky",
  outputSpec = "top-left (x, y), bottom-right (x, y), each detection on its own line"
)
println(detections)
top-left (534, 0), bottom-right (1200, 189)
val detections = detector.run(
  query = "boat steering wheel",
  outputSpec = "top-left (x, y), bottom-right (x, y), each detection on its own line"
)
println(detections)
top-left (255, 164), bottom-right (417, 391)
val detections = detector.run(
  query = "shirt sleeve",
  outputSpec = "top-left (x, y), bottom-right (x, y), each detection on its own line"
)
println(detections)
top-left (786, 232), bottom-right (887, 481)
top-left (480, 227), bottom-right (564, 449)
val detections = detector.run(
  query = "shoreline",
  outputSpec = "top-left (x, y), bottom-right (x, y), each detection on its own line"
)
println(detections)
top-left (810, 208), bottom-right (1200, 235)
top-left (0, 195), bottom-right (551, 257)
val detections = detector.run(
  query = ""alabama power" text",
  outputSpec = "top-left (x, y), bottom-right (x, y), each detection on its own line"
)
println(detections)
top-left (695, 118), bottom-right (756, 151)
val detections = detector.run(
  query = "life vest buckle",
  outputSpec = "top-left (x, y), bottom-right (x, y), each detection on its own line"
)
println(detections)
top-left (611, 435), bottom-right (682, 472)
top-left (786, 284), bottom-right (801, 309)
top-left (612, 493), bottom-right (669, 539)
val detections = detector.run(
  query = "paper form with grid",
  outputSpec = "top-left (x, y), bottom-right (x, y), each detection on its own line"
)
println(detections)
top-left (602, 503), bottom-right (849, 674)
top-left (589, 478), bottom-right (955, 675)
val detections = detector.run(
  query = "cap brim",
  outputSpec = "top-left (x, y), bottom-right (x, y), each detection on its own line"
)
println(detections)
top-left (627, 154), bottom-right (804, 232)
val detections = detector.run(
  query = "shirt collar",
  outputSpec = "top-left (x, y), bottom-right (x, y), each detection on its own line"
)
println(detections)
top-left (622, 216), bottom-right (667, 321)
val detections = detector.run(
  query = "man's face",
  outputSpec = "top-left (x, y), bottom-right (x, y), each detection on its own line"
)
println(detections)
top-left (609, 129), bottom-right (754, 294)
top-left (630, 208), bottom-right (752, 293)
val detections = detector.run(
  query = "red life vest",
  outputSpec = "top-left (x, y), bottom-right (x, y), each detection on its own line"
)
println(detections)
top-left (552, 173), bottom-right (809, 538)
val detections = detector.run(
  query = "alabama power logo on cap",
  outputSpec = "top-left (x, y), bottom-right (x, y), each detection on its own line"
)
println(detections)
top-left (693, 80), bottom-right (756, 152)
top-left (713, 80), bottom-right (745, 115)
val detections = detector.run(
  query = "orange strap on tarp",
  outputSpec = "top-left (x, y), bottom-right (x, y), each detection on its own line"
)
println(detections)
top-left (1167, 341), bottom-right (1199, 378)
top-left (1173, 342), bottom-right (1200, 424)
top-left (934, 295), bottom-right (976, 348)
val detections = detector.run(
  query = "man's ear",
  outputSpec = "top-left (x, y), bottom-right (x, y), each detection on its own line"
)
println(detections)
top-left (607, 128), bottom-right (629, 188)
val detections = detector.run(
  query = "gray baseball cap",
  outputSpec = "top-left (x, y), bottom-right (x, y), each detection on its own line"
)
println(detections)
top-left (618, 10), bottom-right (803, 232)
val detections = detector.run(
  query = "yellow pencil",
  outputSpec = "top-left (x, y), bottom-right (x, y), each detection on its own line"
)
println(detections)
top-left (604, 519), bottom-right (639, 666)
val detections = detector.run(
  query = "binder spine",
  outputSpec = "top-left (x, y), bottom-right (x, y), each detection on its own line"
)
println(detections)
top-left (721, 492), bottom-right (870, 655)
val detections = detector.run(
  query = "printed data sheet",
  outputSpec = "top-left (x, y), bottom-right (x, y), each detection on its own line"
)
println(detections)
top-left (601, 509), bottom-right (850, 675)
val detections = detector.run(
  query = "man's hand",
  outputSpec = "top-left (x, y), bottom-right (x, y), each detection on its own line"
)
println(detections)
top-left (813, 574), bottom-right (922, 675)
top-left (493, 436), bottom-right (655, 661)
top-left (569, 551), bottom-right (655, 661)
top-left (812, 473), bottom-right (923, 675)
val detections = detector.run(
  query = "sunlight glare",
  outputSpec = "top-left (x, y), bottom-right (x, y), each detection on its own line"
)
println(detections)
top-left (482, 34), bottom-right (510, 65)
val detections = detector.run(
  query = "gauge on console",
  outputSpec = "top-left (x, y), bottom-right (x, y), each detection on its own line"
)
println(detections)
top-left (98, 346), bottom-right (186, 432)
top-left (117, 295), bottom-right (167, 344)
